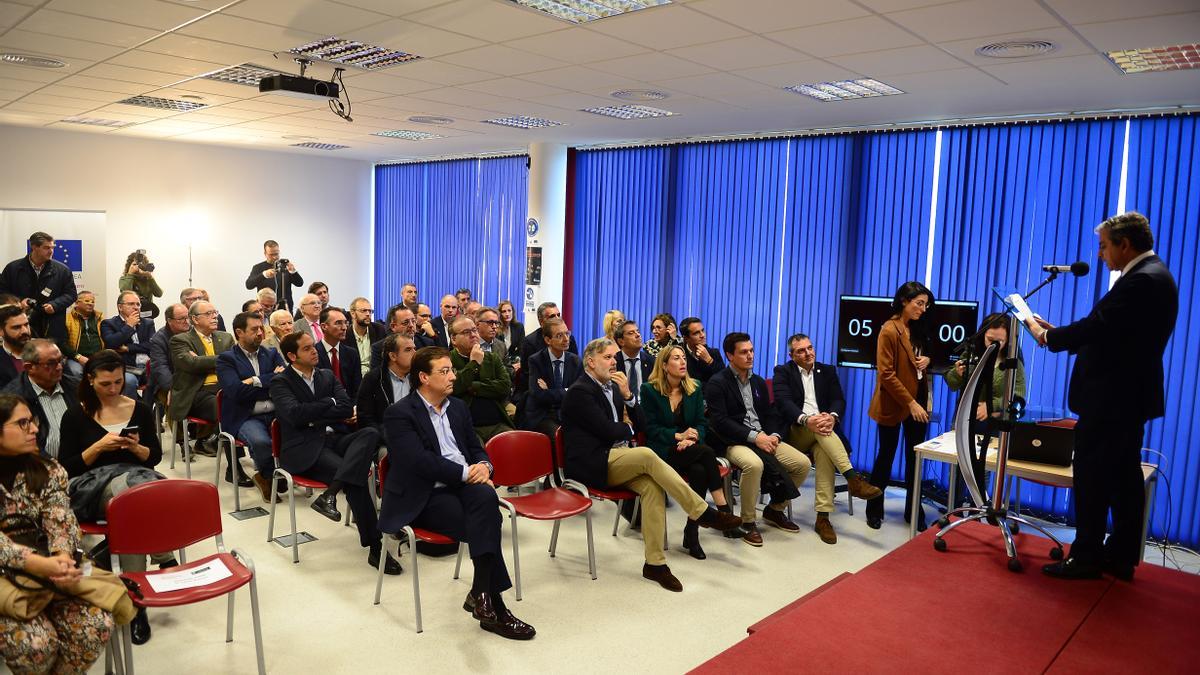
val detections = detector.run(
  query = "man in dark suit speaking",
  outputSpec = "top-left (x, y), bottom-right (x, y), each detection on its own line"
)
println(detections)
top-left (1029, 212), bottom-right (1177, 581)
top-left (379, 347), bottom-right (535, 640)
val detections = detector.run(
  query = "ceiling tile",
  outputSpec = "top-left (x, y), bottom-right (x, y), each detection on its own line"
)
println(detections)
top-left (45, 120), bottom-right (123, 133)
top-left (528, 91), bottom-right (619, 111)
top-left (586, 5), bottom-right (749, 50)
top-left (33, 84), bottom-right (130, 104)
top-left (767, 16), bottom-right (925, 57)
top-left (405, 0), bottom-right (566, 42)
top-left (108, 49), bottom-right (227, 77)
top-left (938, 26), bottom-right (1094, 66)
top-left (828, 44), bottom-right (967, 76)
top-left (460, 77), bottom-right (568, 99)
top-left (515, 65), bottom-right (639, 92)
top-left (3, 100), bottom-right (85, 116)
top-left (1073, 12), bottom-right (1200, 51)
top-left (341, 18), bottom-right (486, 59)
top-left (886, 0), bottom-right (1059, 43)
top-left (189, 103), bottom-right (277, 120)
top-left (1042, 0), bottom-right (1200, 25)
top-left (856, 0), bottom-right (958, 11)
top-left (407, 86), bottom-right (521, 113)
top-left (0, 63), bottom-right (73, 85)
top-left (505, 28), bottom-right (648, 65)
top-left (734, 60), bottom-right (861, 88)
top-left (91, 102), bottom-right (179, 118)
top-left (83, 63), bottom-right (186, 87)
top-left (44, 0), bottom-right (206, 31)
top-left (340, 70), bottom-right (440, 95)
top-left (381, 59), bottom-right (494, 86)
top-left (323, 0), bottom-right (448, 17)
top-left (139, 33), bottom-right (275, 66)
top-left (590, 52), bottom-right (714, 81)
top-left (0, 76), bottom-right (43, 94)
top-left (687, 0), bottom-right (870, 33)
top-left (667, 35), bottom-right (808, 71)
top-left (977, 53), bottom-right (1122, 87)
top-left (224, 0), bottom-right (391, 34)
top-left (0, 2), bottom-right (33, 31)
top-left (0, 29), bottom-right (126, 61)
top-left (440, 45), bottom-right (569, 77)
top-left (220, 97), bottom-right (317, 114)
top-left (653, 72), bottom-right (799, 107)
top-left (53, 75), bottom-right (152, 95)
top-left (19, 92), bottom-right (105, 110)
top-left (165, 76), bottom-right (262, 99)
top-left (177, 14), bottom-right (323, 51)
top-left (15, 9), bottom-right (161, 48)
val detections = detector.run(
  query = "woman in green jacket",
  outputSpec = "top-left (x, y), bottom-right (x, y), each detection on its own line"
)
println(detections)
top-left (640, 345), bottom-right (732, 560)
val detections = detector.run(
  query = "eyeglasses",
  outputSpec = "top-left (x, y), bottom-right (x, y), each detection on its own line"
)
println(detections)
top-left (5, 417), bottom-right (38, 431)
top-left (434, 367), bottom-right (453, 376)
top-left (119, 301), bottom-right (142, 307)
top-left (184, 295), bottom-right (203, 303)
top-left (195, 310), bottom-right (219, 318)
top-left (34, 359), bottom-right (63, 368)
top-left (479, 320), bottom-right (501, 327)
top-left (454, 328), bottom-right (479, 336)
top-left (551, 332), bottom-right (571, 340)
top-left (398, 318), bottom-right (418, 326)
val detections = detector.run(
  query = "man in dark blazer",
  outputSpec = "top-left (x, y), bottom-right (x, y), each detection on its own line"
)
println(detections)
top-left (0, 232), bottom-right (76, 342)
top-left (447, 315), bottom-right (514, 444)
top-left (680, 317), bottom-right (724, 383)
top-left (379, 347), bottom-right (534, 640)
top-left (429, 294), bottom-right (458, 348)
top-left (313, 306), bottom-right (362, 399)
top-left (369, 305), bottom-right (432, 371)
top-left (518, 302), bottom-right (579, 369)
top-left (522, 318), bottom-right (581, 441)
top-left (613, 320), bottom-right (653, 404)
top-left (561, 337), bottom-right (742, 592)
top-left (357, 333), bottom-right (415, 432)
top-left (773, 333), bottom-right (882, 544)
top-left (244, 240), bottom-right (304, 312)
top-left (100, 290), bottom-right (156, 394)
top-left (146, 303), bottom-right (189, 405)
top-left (168, 301), bottom-right (235, 453)
top-left (705, 332), bottom-right (810, 547)
top-left (1030, 212), bottom-right (1178, 581)
top-left (1, 338), bottom-right (78, 459)
top-left (348, 297), bottom-right (386, 376)
top-left (0, 304), bottom-right (32, 390)
top-left (217, 311), bottom-right (286, 496)
top-left (270, 332), bottom-right (397, 574)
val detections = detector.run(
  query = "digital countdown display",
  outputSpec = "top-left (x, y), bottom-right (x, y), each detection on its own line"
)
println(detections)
top-left (837, 295), bottom-right (978, 374)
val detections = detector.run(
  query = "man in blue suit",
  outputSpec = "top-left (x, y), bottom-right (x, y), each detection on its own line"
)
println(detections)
top-left (380, 347), bottom-right (535, 640)
top-left (314, 306), bottom-right (362, 399)
top-left (217, 311), bottom-right (286, 500)
top-left (521, 318), bottom-right (581, 444)
top-left (613, 320), bottom-right (653, 404)
top-left (100, 290), bottom-right (155, 397)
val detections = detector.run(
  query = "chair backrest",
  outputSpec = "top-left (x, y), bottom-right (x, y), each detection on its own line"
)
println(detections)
top-left (216, 389), bottom-right (224, 419)
top-left (764, 377), bottom-right (774, 403)
top-left (106, 479), bottom-right (222, 556)
top-left (270, 418), bottom-right (281, 458)
top-left (486, 430), bottom-right (553, 487)
top-left (553, 427), bottom-right (565, 472)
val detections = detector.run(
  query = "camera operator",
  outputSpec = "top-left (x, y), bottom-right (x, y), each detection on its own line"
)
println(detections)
top-left (245, 239), bottom-right (303, 312)
top-left (118, 249), bottom-right (163, 319)
top-left (0, 231), bottom-right (77, 343)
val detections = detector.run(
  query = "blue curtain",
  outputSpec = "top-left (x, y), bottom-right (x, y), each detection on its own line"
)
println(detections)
top-left (374, 156), bottom-right (528, 313)
top-left (1124, 115), bottom-right (1200, 546)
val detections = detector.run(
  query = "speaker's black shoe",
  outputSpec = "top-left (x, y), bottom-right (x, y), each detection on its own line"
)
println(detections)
top-left (130, 608), bottom-right (151, 645)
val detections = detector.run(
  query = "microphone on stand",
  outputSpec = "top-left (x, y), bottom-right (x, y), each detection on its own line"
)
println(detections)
top-left (1041, 261), bottom-right (1090, 276)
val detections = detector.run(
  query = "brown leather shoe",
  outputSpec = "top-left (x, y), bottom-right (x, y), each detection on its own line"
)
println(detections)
top-left (762, 506), bottom-right (800, 533)
top-left (742, 523), bottom-right (763, 547)
top-left (252, 473), bottom-right (281, 504)
top-left (484, 606), bottom-right (536, 640)
top-left (695, 507), bottom-right (744, 532)
top-left (469, 591), bottom-right (499, 623)
top-left (814, 514), bottom-right (837, 545)
top-left (642, 563), bottom-right (683, 592)
top-left (846, 474), bottom-right (883, 501)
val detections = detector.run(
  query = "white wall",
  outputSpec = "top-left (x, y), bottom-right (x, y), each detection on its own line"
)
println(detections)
top-left (0, 125), bottom-right (372, 323)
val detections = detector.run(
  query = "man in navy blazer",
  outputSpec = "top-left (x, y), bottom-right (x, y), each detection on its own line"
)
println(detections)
top-left (428, 294), bottom-right (458, 348)
top-left (314, 306), bottom-right (362, 398)
top-left (270, 332), bottom-right (396, 574)
top-left (100, 291), bottom-right (156, 396)
top-left (217, 311), bottom-right (286, 498)
top-left (773, 333), bottom-right (882, 544)
top-left (522, 318), bottom-right (581, 440)
top-left (613, 320), bottom-right (653, 404)
top-left (1030, 212), bottom-right (1178, 581)
top-left (379, 347), bottom-right (535, 640)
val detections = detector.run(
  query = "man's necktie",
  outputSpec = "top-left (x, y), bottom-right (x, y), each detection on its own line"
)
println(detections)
top-left (312, 322), bottom-right (324, 343)
top-left (628, 358), bottom-right (639, 396)
top-left (330, 345), bottom-right (342, 384)
top-left (552, 359), bottom-right (563, 389)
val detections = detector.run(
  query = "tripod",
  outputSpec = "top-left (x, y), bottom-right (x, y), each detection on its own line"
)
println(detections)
top-left (932, 313), bottom-right (1065, 571)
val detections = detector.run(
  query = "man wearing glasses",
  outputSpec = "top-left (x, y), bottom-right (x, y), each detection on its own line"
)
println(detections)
top-left (1, 338), bottom-right (77, 459)
top-left (146, 303), bottom-right (190, 406)
top-left (315, 306), bottom-right (362, 399)
top-left (523, 318), bottom-right (580, 444)
top-left (448, 316), bottom-right (514, 444)
top-left (168, 300), bottom-right (234, 455)
top-left (348, 297), bottom-right (385, 376)
top-left (101, 290), bottom-right (155, 396)
top-left (370, 304), bottom-right (431, 371)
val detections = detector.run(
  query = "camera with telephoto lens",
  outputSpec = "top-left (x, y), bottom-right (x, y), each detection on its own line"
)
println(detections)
top-left (134, 249), bottom-right (155, 273)
top-left (275, 258), bottom-right (290, 270)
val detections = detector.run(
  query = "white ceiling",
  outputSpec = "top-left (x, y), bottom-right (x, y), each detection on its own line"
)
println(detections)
top-left (0, 0), bottom-right (1197, 162)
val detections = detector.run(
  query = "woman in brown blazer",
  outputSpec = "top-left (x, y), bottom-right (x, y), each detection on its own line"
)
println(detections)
top-left (866, 281), bottom-right (934, 531)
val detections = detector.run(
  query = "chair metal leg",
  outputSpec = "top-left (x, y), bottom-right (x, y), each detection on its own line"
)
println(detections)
top-left (226, 590), bottom-right (235, 642)
top-left (508, 509), bottom-right (523, 601)
top-left (247, 573), bottom-right (266, 675)
top-left (611, 499), bottom-right (622, 536)
top-left (374, 532), bottom-right (393, 606)
top-left (453, 542), bottom-right (464, 579)
top-left (288, 484), bottom-right (299, 563)
top-left (408, 528), bottom-right (423, 633)
top-left (108, 628), bottom-right (126, 675)
top-left (584, 509), bottom-right (597, 580)
top-left (180, 421), bottom-right (193, 479)
top-left (121, 623), bottom-right (136, 675)
top-left (549, 520), bottom-right (561, 556)
top-left (169, 420), bottom-right (178, 469)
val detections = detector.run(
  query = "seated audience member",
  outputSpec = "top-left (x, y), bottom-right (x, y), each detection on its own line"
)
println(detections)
top-left (430, 294), bottom-right (459, 348)
top-left (168, 300), bottom-right (234, 456)
top-left (99, 290), bottom-right (153, 397)
top-left (0, 394), bottom-right (113, 672)
top-left (242, 299), bottom-right (262, 316)
top-left (561, 338), bottom-right (743, 591)
top-left (517, 303), bottom-right (580, 398)
top-left (257, 287), bottom-right (278, 318)
top-left (705, 332), bottom-right (810, 546)
top-left (601, 309), bottom-right (625, 343)
top-left (416, 303), bottom-right (437, 343)
top-left (145, 303), bottom-right (189, 405)
top-left (358, 333), bottom-right (416, 432)
top-left (217, 311), bottom-right (285, 495)
top-left (315, 306), bottom-right (362, 398)
top-left (270, 333), bottom-right (397, 573)
top-left (264, 308), bottom-right (293, 350)
top-left (245, 240), bottom-right (303, 312)
top-left (448, 316), bottom-right (514, 443)
top-left (1, 339), bottom-right (77, 459)
top-left (293, 293), bottom-right (324, 342)
top-left (118, 249), bottom-right (162, 317)
top-left (308, 281), bottom-right (330, 312)
top-left (379, 347), bottom-right (534, 639)
top-left (773, 333), bottom-right (882, 544)
top-left (496, 299), bottom-right (525, 361)
top-left (614, 320), bottom-right (653, 404)
top-left (0, 303), bottom-right (32, 389)
top-left (348, 297), bottom-right (385, 376)
top-left (62, 290), bottom-right (104, 379)
top-left (640, 345), bottom-right (735, 560)
top-left (400, 283), bottom-right (419, 314)
top-left (680, 317), bottom-right (724, 383)
top-left (455, 288), bottom-right (472, 307)
top-left (370, 304), bottom-right (425, 370)
top-left (0, 231), bottom-right (76, 342)
top-left (58, 350), bottom-right (168, 645)
top-left (463, 301), bottom-right (483, 321)
top-left (522, 318), bottom-right (580, 442)
top-left (644, 312), bottom-right (684, 358)
top-left (197, 289), bottom-right (226, 332)
top-left (474, 307), bottom-right (515, 382)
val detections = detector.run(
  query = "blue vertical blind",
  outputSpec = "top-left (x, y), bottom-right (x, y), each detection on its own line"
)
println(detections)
top-left (374, 156), bottom-right (528, 313)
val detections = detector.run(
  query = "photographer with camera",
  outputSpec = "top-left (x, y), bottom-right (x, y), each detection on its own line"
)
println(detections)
top-left (118, 249), bottom-right (162, 319)
top-left (0, 232), bottom-right (76, 343)
top-left (245, 239), bottom-right (303, 312)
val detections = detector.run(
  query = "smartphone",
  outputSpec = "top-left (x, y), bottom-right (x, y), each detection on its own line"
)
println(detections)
top-left (118, 426), bottom-right (140, 438)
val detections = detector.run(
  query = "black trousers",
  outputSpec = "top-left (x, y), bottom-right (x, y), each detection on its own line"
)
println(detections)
top-left (867, 417), bottom-right (928, 520)
top-left (304, 428), bottom-right (382, 550)
top-left (666, 443), bottom-right (723, 496)
top-left (1070, 415), bottom-right (1146, 568)
top-left (412, 484), bottom-right (512, 594)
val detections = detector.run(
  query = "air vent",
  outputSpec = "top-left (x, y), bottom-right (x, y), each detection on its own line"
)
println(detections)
top-left (0, 53), bottom-right (67, 69)
top-left (60, 116), bottom-right (132, 128)
top-left (582, 104), bottom-right (676, 120)
top-left (408, 115), bottom-right (454, 125)
top-left (507, 0), bottom-right (671, 24)
top-left (1106, 44), bottom-right (1200, 74)
top-left (373, 129), bottom-right (444, 140)
top-left (976, 40), bottom-right (1058, 59)
top-left (290, 38), bottom-right (421, 71)
top-left (290, 142), bottom-right (349, 150)
top-left (482, 115), bottom-right (564, 129)
top-left (784, 78), bottom-right (904, 102)
top-left (117, 95), bottom-right (207, 112)
top-left (611, 89), bottom-right (670, 102)
top-left (203, 63), bottom-right (289, 86)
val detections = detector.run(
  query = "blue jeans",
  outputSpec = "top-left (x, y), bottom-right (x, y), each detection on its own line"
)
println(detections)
top-left (236, 414), bottom-right (274, 476)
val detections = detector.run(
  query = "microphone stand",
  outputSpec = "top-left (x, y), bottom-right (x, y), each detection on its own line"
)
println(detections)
top-left (1023, 269), bottom-right (1060, 301)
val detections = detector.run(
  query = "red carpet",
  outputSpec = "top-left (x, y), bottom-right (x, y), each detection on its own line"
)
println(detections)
top-left (691, 521), bottom-right (1200, 674)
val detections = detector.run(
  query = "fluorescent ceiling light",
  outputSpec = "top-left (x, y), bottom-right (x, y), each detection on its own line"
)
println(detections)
top-left (784, 78), bottom-right (905, 102)
top-left (582, 104), bottom-right (677, 120)
top-left (508, 0), bottom-right (671, 24)
top-left (0, 53), bottom-right (66, 69)
top-left (203, 63), bottom-right (289, 86)
top-left (482, 115), bottom-right (565, 129)
top-left (117, 95), bottom-right (207, 111)
top-left (1106, 44), bottom-right (1200, 74)
top-left (60, 116), bottom-right (132, 128)
top-left (611, 89), bottom-right (670, 101)
top-left (290, 38), bottom-right (421, 71)
top-left (290, 142), bottom-right (350, 150)
top-left (373, 129), bottom-right (444, 140)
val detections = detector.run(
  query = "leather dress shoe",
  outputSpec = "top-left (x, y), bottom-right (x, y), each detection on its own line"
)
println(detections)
top-left (252, 473), bottom-right (282, 504)
top-left (741, 523), bottom-right (764, 547)
top-left (130, 608), bottom-right (151, 645)
top-left (695, 506), bottom-right (743, 532)
top-left (310, 492), bottom-right (341, 522)
top-left (814, 514), bottom-right (837, 545)
top-left (468, 591), bottom-right (499, 623)
top-left (1042, 557), bottom-right (1103, 580)
top-left (762, 506), bottom-right (800, 533)
top-left (681, 526), bottom-right (706, 560)
top-left (368, 548), bottom-right (403, 575)
top-left (866, 516), bottom-right (882, 530)
top-left (158, 558), bottom-right (179, 570)
top-left (846, 474), bottom-right (883, 500)
top-left (1103, 561), bottom-right (1135, 582)
top-left (224, 468), bottom-right (253, 488)
top-left (192, 437), bottom-right (219, 457)
top-left (642, 563), bottom-right (683, 592)
top-left (485, 606), bottom-right (536, 640)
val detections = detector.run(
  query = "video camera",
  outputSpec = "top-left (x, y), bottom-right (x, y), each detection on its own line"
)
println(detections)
top-left (133, 249), bottom-right (155, 273)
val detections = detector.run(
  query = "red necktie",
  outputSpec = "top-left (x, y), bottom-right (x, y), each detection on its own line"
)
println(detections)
top-left (330, 345), bottom-right (342, 384)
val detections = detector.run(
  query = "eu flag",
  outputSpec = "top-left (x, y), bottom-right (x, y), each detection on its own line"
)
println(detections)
top-left (54, 240), bottom-right (82, 272)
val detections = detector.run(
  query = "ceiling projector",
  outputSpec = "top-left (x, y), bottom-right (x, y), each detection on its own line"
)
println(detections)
top-left (259, 74), bottom-right (340, 101)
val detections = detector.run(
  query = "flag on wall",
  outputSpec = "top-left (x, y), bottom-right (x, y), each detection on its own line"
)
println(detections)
top-left (54, 239), bottom-right (82, 272)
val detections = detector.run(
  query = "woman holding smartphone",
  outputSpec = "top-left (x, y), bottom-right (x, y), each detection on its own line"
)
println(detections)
top-left (58, 349), bottom-right (166, 645)
top-left (866, 281), bottom-right (934, 532)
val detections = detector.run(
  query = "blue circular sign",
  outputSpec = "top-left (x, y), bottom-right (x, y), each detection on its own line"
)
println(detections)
top-left (526, 218), bottom-right (539, 237)
top-left (525, 287), bottom-right (535, 300)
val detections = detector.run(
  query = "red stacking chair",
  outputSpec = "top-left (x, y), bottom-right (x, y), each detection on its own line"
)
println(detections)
top-left (486, 430), bottom-right (595, 601)
top-left (168, 408), bottom-right (215, 480)
top-left (372, 455), bottom-right (465, 633)
top-left (106, 479), bottom-right (265, 675)
top-left (213, 390), bottom-right (257, 511)
top-left (265, 419), bottom-right (349, 563)
top-left (554, 427), bottom-right (641, 537)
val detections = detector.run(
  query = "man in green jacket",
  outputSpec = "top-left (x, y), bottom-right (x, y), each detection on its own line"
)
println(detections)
top-left (448, 315), bottom-right (514, 444)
